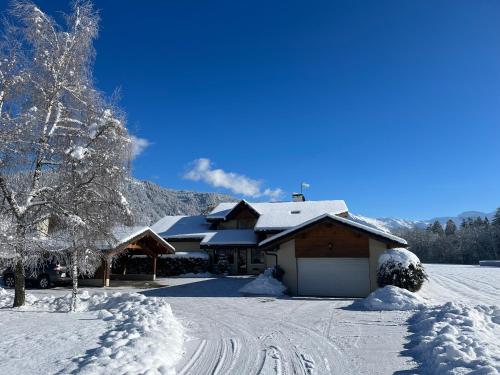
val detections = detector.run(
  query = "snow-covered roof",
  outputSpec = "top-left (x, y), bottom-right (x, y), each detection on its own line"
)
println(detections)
top-left (151, 215), bottom-right (212, 240)
top-left (206, 202), bottom-right (248, 220)
top-left (110, 226), bottom-right (174, 252)
top-left (201, 230), bottom-right (257, 246)
top-left (151, 215), bottom-right (258, 246)
top-left (207, 200), bottom-right (349, 231)
top-left (259, 213), bottom-right (407, 248)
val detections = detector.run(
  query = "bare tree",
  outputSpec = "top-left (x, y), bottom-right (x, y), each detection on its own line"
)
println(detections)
top-left (51, 100), bottom-right (131, 312)
top-left (0, 1), bottom-right (131, 307)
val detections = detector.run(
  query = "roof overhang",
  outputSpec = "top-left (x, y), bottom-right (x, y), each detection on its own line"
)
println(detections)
top-left (164, 236), bottom-right (206, 242)
top-left (108, 228), bottom-right (175, 257)
top-left (259, 214), bottom-right (407, 250)
top-left (207, 200), bottom-right (260, 222)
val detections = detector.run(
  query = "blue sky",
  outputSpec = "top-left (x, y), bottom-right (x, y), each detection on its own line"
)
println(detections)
top-left (4, 0), bottom-right (500, 219)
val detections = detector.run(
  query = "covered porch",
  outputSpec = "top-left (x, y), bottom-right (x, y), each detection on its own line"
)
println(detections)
top-left (85, 227), bottom-right (175, 287)
top-left (204, 247), bottom-right (265, 275)
top-left (199, 229), bottom-right (264, 275)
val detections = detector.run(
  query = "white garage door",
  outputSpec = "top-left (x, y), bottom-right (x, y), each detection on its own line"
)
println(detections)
top-left (297, 258), bottom-right (370, 297)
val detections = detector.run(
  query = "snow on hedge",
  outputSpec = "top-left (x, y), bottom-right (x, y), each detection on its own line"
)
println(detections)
top-left (0, 288), bottom-right (185, 374)
top-left (239, 268), bottom-right (286, 296)
top-left (163, 251), bottom-right (209, 259)
top-left (363, 286), bottom-right (428, 311)
top-left (408, 302), bottom-right (500, 374)
top-left (379, 248), bottom-right (421, 268)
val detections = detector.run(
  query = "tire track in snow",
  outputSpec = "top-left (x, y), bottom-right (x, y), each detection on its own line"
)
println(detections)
top-left (177, 339), bottom-right (207, 375)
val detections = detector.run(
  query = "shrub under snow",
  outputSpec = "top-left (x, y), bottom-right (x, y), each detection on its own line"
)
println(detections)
top-left (239, 268), bottom-right (287, 296)
top-left (377, 248), bottom-right (427, 292)
top-left (363, 285), bottom-right (428, 311)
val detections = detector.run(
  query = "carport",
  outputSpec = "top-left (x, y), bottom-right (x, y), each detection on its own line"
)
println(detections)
top-left (88, 227), bottom-right (175, 287)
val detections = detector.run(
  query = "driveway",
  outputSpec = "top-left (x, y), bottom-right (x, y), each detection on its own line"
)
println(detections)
top-left (142, 276), bottom-right (417, 375)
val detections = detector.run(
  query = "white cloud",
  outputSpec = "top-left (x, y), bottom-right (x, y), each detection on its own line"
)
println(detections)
top-left (184, 158), bottom-right (283, 200)
top-left (130, 135), bottom-right (150, 159)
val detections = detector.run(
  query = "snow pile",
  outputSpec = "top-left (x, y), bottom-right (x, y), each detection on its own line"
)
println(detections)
top-left (71, 293), bottom-right (184, 375)
top-left (239, 268), bottom-right (286, 296)
top-left (408, 302), bottom-right (500, 374)
top-left (379, 248), bottom-right (420, 268)
top-left (0, 288), bottom-right (185, 374)
top-left (0, 287), bottom-right (38, 308)
top-left (363, 286), bottom-right (428, 311)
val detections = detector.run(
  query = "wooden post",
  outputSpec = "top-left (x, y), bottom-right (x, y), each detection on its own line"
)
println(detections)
top-left (103, 258), bottom-right (110, 287)
top-left (152, 255), bottom-right (157, 281)
top-left (102, 259), bottom-right (106, 287)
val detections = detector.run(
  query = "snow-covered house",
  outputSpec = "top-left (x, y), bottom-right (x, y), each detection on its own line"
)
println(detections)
top-left (152, 194), bottom-right (408, 297)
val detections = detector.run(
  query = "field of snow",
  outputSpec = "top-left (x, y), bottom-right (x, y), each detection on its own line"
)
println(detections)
top-left (0, 264), bottom-right (498, 374)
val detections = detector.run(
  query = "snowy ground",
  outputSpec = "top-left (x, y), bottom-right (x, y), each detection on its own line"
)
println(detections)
top-left (0, 290), bottom-right (184, 375)
top-left (0, 300), bottom-right (108, 374)
top-left (420, 264), bottom-right (500, 305)
top-left (148, 277), bottom-right (416, 374)
top-left (0, 264), bottom-right (498, 374)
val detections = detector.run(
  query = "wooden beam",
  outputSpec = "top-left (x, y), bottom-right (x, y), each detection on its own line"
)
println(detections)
top-left (152, 255), bottom-right (157, 281)
top-left (103, 259), bottom-right (110, 287)
top-left (127, 243), bottom-right (144, 250)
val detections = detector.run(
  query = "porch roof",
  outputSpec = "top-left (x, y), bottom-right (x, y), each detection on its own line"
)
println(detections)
top-left (108, 226), bottom-right (175, 256)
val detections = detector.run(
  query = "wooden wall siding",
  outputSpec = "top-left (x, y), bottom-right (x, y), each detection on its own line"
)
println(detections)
top-left (232, 209), bottom-right (259, 220)
top-left (295, 222), bottom-right (369, 258)
top-left (220, 209), bottom-right (258, 229)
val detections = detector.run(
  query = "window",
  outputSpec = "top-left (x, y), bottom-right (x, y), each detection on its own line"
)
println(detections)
top-left (214, 249), bottom-right (235, 264)
top-left (237, 219), bottom-right (256, 229)
top-left (290, 210), bottom-right (301, 214)
top-left (251, 249), bottom-right (264, 264)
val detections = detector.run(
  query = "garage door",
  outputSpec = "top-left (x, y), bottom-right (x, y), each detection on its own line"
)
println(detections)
top-left (297, 258), bottom-right (370, 297)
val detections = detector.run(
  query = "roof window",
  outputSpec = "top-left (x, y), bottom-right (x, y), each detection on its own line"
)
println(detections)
top-left (290, 210), bottom-right (301, 214)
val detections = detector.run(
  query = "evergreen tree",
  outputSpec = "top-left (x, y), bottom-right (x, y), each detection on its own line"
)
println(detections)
top-left (484, 217), bottom-right (490, 227)
top-left (444, 220), bottom-right (457, 236)
top-left (474, 217), bottom-right (484, 227)
top-left (431, 220), bottom-right (445, 236)
top-left (492, 208), bottom-right (500, 229)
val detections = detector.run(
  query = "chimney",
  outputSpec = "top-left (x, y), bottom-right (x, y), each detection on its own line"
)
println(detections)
top-left (292, 193), bottom-right (305, 202)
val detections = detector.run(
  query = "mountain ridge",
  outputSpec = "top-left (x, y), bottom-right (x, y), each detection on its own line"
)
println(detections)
top-left (350, 210), bottom-right (496, 233)
top-left (126, 179), bottom-right (497, 233)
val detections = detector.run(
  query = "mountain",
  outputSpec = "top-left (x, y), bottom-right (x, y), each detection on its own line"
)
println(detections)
top-left (124, 178), bottom-right (497, 233)
top-left (350, 210), bottom-right (496, 233)
top-left (124, 179), bottom-right (237, 225)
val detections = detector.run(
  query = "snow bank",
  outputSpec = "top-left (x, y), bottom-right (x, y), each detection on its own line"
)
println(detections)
top-left (363, 286), bottom-right (428, 311)
top-left (0, 288), bottom-right (185, 375)
top-left (379, 248), bottom-right (421, 268)
top-left (408, 302), bottom-right (500, 374)
top-left (239, 268), bottom-right (286, 296)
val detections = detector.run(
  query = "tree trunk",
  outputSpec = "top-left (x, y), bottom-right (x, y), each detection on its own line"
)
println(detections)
top-left (13, 259), bottom-right (26, 307)
top-left (71, 251), bottom-right (78, 312)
